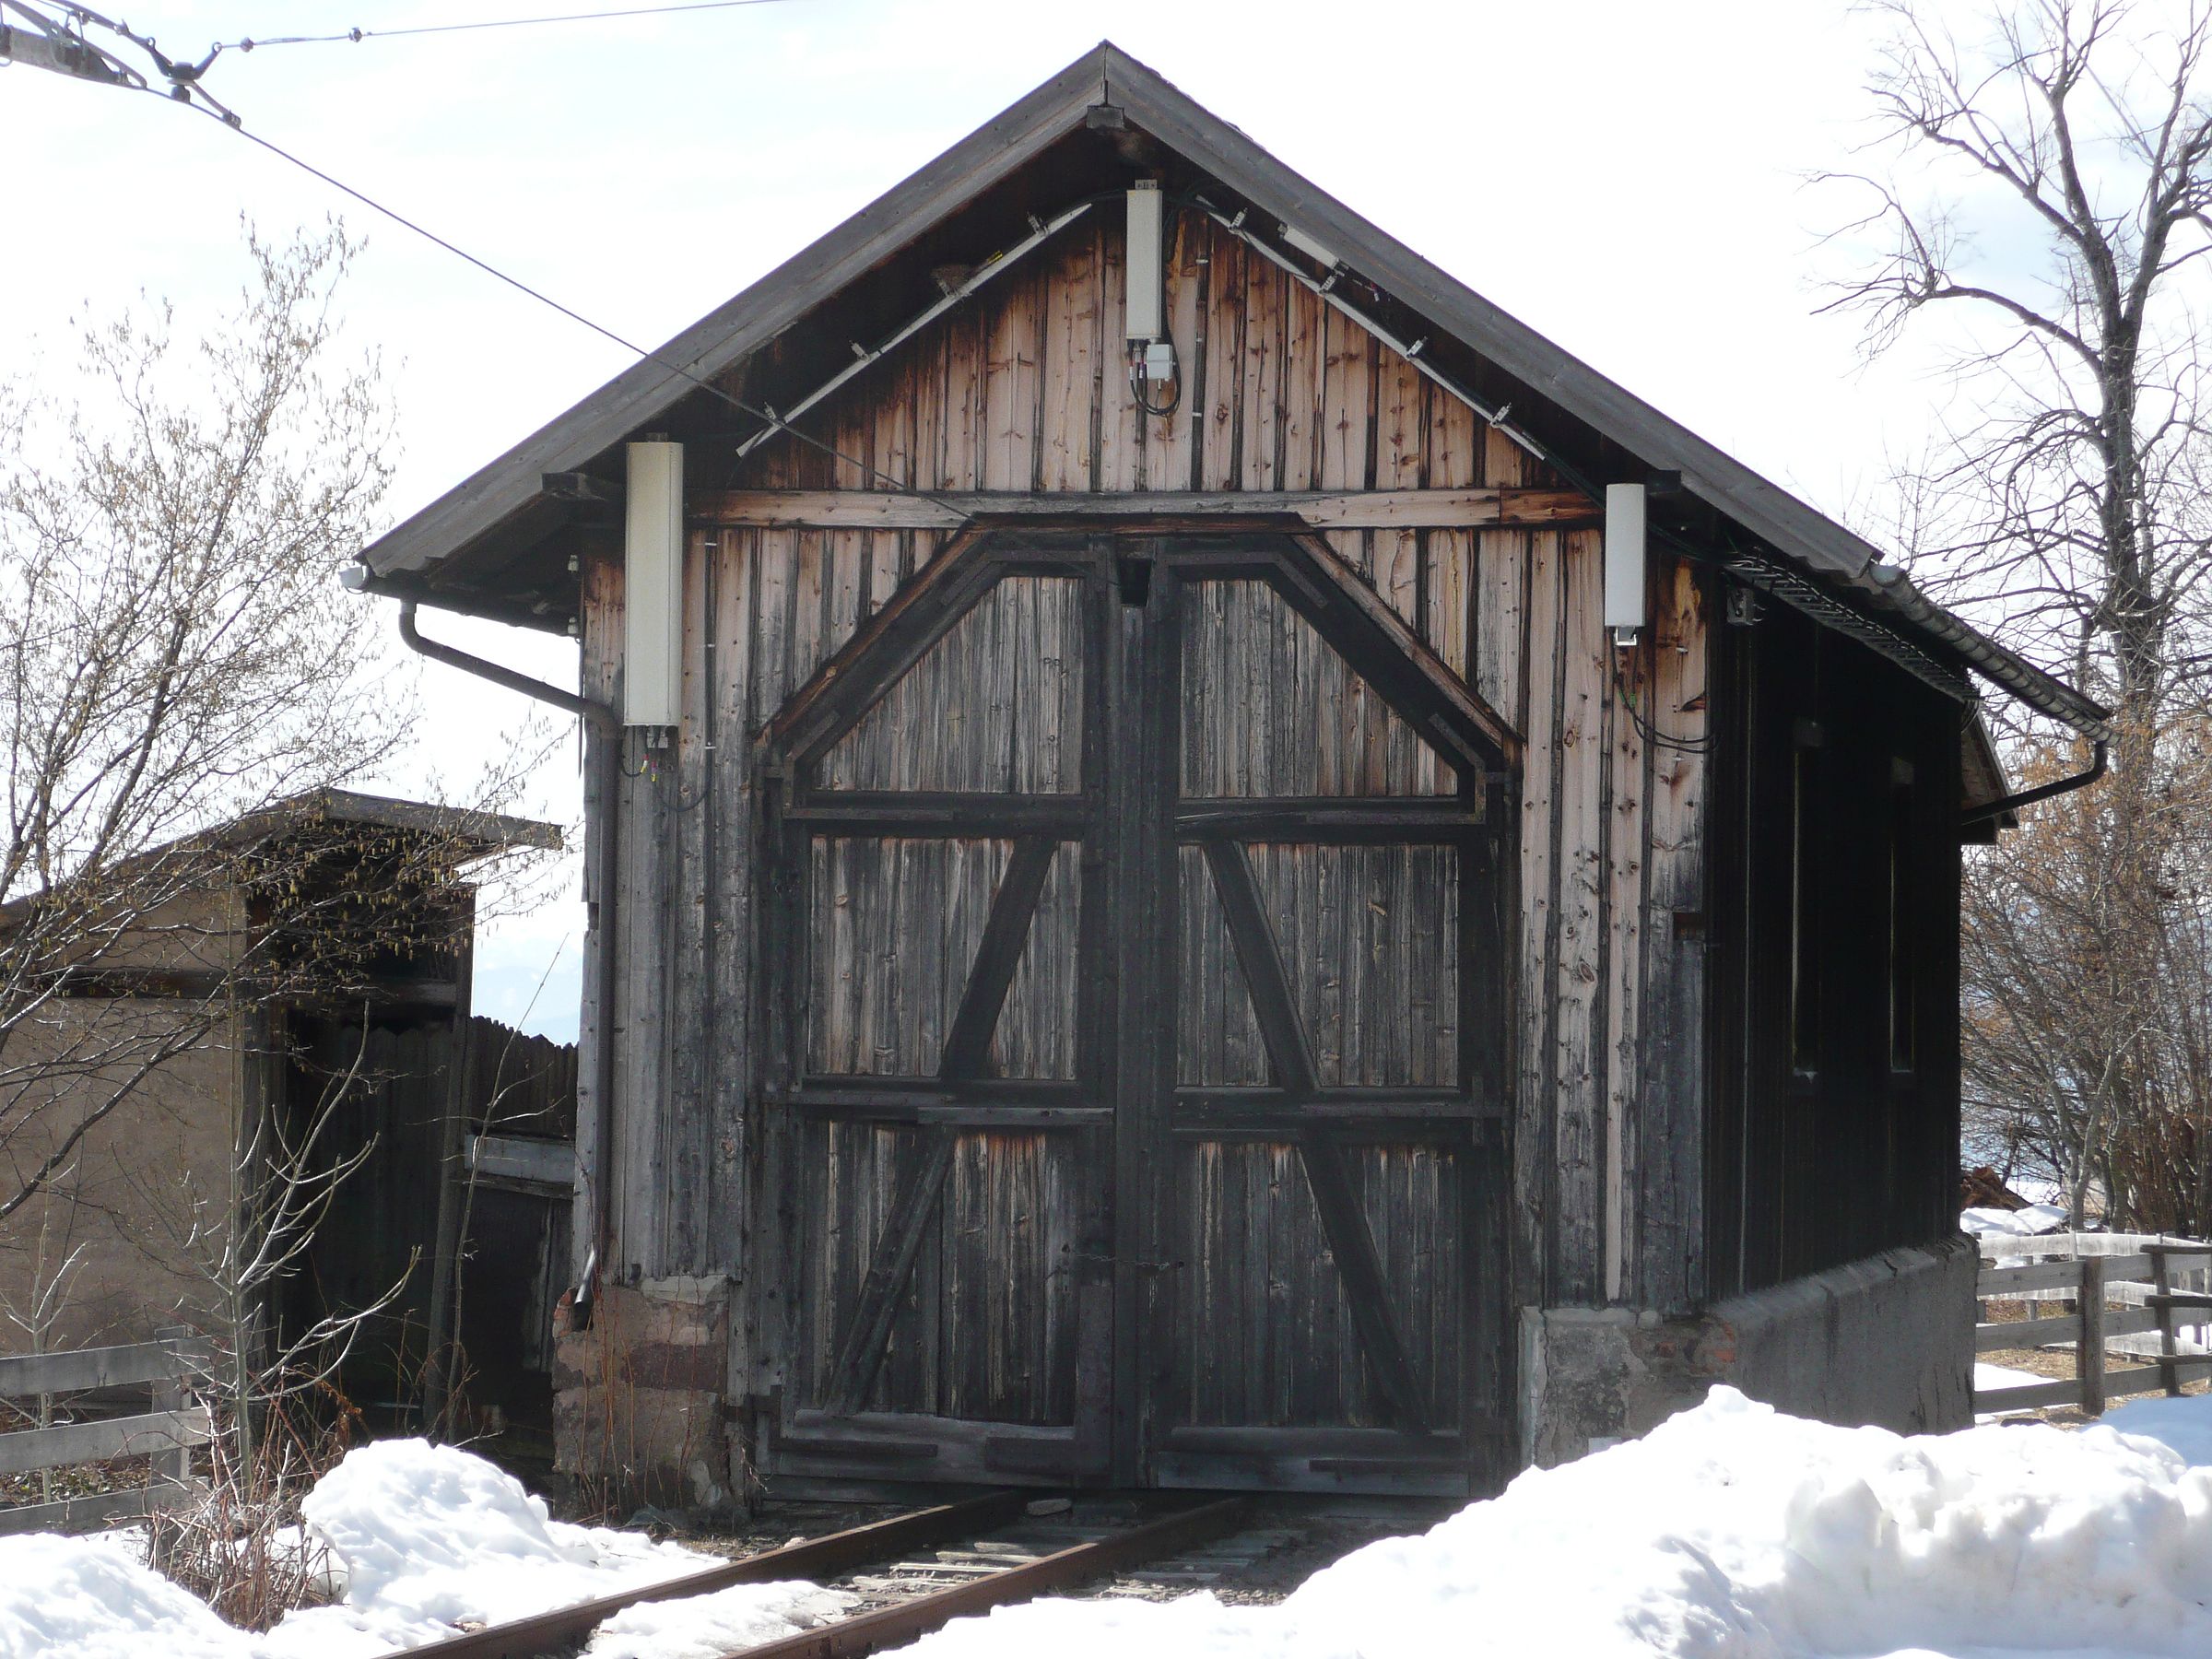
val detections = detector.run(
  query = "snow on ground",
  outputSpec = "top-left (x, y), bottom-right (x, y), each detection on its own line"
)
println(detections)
top-left (0, 1529), bottom-right (250, 1659)
top-left (1961, 1203), bottom-right (2069, 1238)
top-left (1971, 1360), bottom-right (2049, 1423)
top-left (888, 1387), bottom-right (2212, 1659)
top-left (0, 1441), bottom-right (843, 1659)
top-left (2105, 1394), bottom-right (2212, 1468)
top-left (1971, 1360), bottom-right (2044, 1394)
top-left (582, 1582), bottom-right (857, 1659)
top-left (16, 1393), bottom-right (2212, 1658)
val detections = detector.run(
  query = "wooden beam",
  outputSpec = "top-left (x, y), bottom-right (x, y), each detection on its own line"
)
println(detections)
top-left (0, 1338), bottom-right (210, 1398)
top-left (938, 839), bottom-right (1058, 1080)
top-left (0, 1479), bottom-right (204, 1538)
top-left (697, 488), bottom-right (1597, 531)
top-left (822, 1136), bottom-right (957, 1418)
top-left (0, 1407), bottom-right (212, 1478)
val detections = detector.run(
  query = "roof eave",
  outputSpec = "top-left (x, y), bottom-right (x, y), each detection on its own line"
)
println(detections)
top-left (359, 46), bottom-right (1112, 582)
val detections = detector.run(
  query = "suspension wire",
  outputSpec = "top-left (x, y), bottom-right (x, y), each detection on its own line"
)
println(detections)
top-left (226, 125), bottom-right (957, 505)
top-left (215, 0), bottom-right (799, 53)
top-left (28, 1), bottom-right (948, 506)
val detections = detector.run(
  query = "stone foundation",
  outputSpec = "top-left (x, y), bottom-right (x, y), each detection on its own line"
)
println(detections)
top-left (553, 1273), bottom-right (735, 1512)
top-left (1520, 1234), bottom-right (1978, 1467)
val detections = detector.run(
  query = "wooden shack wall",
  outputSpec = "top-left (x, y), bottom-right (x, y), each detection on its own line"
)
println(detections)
top-left (575, 208), bottom-right (1712, 1333)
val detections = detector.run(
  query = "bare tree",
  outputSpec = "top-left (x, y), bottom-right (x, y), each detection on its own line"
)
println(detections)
top-left (0, 223), bottom-right (410, 1224)
top-left (1824, 0), bottom-right (2212, 1227)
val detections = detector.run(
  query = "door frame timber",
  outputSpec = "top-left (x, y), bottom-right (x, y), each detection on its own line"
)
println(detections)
top-left (753, 522), bottom-right (1518, 1496)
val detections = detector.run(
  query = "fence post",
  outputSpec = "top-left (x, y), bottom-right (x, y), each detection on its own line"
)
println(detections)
top-left (2152, 1244), bottom-right (2182, 1397)
top-left (153, 1326), bottom-right (194, 1489)
top-left (2077, 1257), bottom-right (2107, 1417)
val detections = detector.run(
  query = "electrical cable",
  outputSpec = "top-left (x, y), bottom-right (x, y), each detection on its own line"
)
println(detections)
top-left (1610, 642), bottom-right (1712, 757)
top-left (220, 124), bottom-right (957, 506)
top-left (215, 0), bottom-right (798, 53)
top-left (30, 1), bottom-right (952, 509)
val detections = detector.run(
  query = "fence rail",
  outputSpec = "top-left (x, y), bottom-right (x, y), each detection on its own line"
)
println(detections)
top-left (0, 1333), bottom-right (211, 1536)
top-left (1974, 1237), bottom-right (2212, 1416)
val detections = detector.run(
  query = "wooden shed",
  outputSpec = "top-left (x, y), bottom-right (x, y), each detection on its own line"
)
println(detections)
top-left (353, 46), bottom-right (2111, 1501)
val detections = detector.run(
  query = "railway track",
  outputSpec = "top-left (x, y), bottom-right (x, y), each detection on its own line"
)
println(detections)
top-left (407, 1489), bottom-right (1272, 1659)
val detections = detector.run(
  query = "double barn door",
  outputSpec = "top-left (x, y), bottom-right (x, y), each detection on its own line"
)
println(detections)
top-left (760, 531), bottom-right (1509, 1496)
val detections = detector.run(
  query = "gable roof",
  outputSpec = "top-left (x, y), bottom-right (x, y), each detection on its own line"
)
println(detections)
top-left (354, 42), bottom-right (2107, 745)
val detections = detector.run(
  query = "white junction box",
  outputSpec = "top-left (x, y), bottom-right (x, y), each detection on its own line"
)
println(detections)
top-left (624, 439), bottom-right (685, 728)
top-left (1604, 482), bottom-right (1647, 645)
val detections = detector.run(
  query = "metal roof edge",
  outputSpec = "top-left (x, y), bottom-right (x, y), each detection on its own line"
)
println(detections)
top-left (1855, 563), bottom-right (2112, 741)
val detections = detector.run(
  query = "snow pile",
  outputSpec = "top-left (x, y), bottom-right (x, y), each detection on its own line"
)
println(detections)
top-left (898, 1387), bottom-right (2212, 1659)
top-left (1961, 1202), bottom-right (2068, 1237)
top-left (0, 1530), bottom-right (248, 1659)
top-left (258, 1438), bottom-right (709, 1653)
top-left (0, 1441), bottom-right (845, 1659)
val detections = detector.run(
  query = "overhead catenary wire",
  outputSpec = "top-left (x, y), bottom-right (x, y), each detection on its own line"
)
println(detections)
top-left (23, 1), bottom-right (944, 508)
top-left (218, 123), bottom-right (950, 501)
top-left (218, 0), bottom-right (800, 53)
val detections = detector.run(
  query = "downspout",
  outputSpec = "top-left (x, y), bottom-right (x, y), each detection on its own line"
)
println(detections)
top-left (1959, 740), bottom-right (2109, 831)
top-left (394, 598), bottom-right (621, 1329)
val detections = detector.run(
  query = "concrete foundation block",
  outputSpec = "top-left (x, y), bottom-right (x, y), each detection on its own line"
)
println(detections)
top-left (554, 1277), bottom-right (734, 1512)
top-left (1520, 1234), bottom-right (1977, 1468)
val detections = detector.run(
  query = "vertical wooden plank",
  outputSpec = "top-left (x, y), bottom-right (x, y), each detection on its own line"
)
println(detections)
top-left (1098, 219), bottom-right (1142, 492)
top-left (1373, 353), bottom-right (1424, 631)
top-left (1198, 226), bottom-right (1245, 490)
top-left (1278, 276), bottom-right (1325, 494)
top-left (1550, 529), bottom-right (1607, 1306)
top-left (1603, 583), bottom-right (1647, 1304)
top-left (1157, 207), bottom-right (1204, 490)
top-left (1039, 233), bottom-right (1098, 493)
top-left (1237, 252), bottom-right (1285, 493)
top-left (827, 529), bottom-right (866, 662)
top-left (1481, 422), bottom-right (1528, 489)
top-left (1317, 305), bottom-right (1374, 583)
top-left (1474, 528), bottom-right (1529, 730)
top-left (909, 335), bottom-right (943, 491)
top-left (943, 307), bottom-right (986, 493)
top-left (659, 529), bottom-right (713, 1274)
top-left (982, 263), bottom-right (1043, 491)
top-left (573, 554), bottom-right (619, 1284)
top-left (1513, 532), bottom-right (1562, 1309)
top-left (1425, 392), bottom-right (1477, 681)
top-left (1636, 559), bottom-right (1710, 1312)
top-left (711, 529), bottom-right (758, 1368)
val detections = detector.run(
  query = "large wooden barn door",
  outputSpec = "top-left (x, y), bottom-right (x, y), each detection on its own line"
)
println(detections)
top-left (759, 533), bottom-right (1508, 1496)
top-left (1131, 547), bottom-right (1509, 1496)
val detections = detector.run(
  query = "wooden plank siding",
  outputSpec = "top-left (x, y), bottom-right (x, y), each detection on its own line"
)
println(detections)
top-left (578, 199), bottom-right (1706, 1343)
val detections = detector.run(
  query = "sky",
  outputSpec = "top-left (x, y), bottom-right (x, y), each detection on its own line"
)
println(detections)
top-left (1, 0), bottom-right (2041, 1037)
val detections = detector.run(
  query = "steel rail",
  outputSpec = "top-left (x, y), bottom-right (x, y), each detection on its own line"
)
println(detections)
top-left (404, 1490), bottom-right (1030, 1659)
top-left (731, 1496), bottom-right (1253, 1659)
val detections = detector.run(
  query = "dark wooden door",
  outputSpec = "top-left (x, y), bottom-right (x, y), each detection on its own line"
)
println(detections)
top-left (760, 532), bottom-right (1509, 1495)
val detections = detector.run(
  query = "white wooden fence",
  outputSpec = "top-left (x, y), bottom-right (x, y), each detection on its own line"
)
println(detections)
top-left (0, 1332), bottom-right (212, 1535)
top-left (1974, 1235), bottom-right (2212, 1416)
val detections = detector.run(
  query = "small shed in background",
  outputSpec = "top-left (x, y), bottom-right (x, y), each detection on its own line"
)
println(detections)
top-left (0, 791), bottom-right (565, 1436)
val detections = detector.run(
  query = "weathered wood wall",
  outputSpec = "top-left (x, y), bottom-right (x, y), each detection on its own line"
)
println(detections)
top-left (576, 206), bottom-right (1712, 1338)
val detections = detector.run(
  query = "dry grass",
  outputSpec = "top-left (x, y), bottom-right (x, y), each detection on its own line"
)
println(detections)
top-left (146, 1399), bottom-right (353, 1631)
